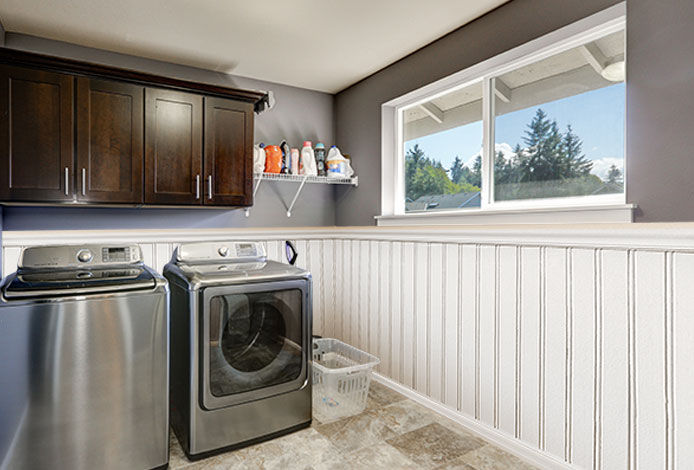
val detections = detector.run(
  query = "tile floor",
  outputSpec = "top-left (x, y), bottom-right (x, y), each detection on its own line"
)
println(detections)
top-left (169, 381), bottom-right (538, 469)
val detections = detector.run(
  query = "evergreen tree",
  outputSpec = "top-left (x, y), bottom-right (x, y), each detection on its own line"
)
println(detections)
top-left (450, 156), bottom-right (464, 184)
top-left (561, 124), bottom-right (593, 177)
top-left (606, 164), bottom-right (623, 184)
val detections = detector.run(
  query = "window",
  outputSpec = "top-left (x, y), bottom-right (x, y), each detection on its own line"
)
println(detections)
top-left (381, 5), bottom-right (630, 224)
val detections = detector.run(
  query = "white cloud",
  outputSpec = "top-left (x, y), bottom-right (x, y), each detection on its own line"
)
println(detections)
top-left (464, 143), bottom-right (515, 168)
top-left (590, 157), bottom-right (624, 179)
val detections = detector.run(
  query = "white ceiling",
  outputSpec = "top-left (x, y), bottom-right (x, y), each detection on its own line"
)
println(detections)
top-left (0, 0), bottom-right (508, 93)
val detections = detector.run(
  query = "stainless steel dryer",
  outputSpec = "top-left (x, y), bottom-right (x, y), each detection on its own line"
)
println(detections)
top-left (164, 241), bottom-right (311, 460)
top-left (0, 244), bottom-right (169, 470)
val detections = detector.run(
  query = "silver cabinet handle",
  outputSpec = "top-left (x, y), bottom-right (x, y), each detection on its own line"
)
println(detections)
top-left (81, 168), bottom-right (86, 196)
top-left (207, 175), bottom-right (213, 200)
top-left (195, 174), bottom-right (200, 199)
top-left (64, 167), bottom-right (69, 195)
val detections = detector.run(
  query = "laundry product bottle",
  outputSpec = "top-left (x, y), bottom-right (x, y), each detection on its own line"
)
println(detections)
top-left (300, 141), bottom-right (317, 176)
top-left (290, 149), bottom-right (300, 175)
top-left (253, 143), bottom-right (266, 174)
top-left (264, 145), bottom-right (283, 173)
top-left (314, 143), bottom-right (327, 176)
top-left (326, 146), bottom-right (353, 178)
top-left (279, 140), bottom-right (291, 174)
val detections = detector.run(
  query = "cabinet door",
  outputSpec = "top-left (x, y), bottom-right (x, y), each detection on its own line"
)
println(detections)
top-left (0, 65), bottom-right (74, 201)
top-left (77, 77), bottom-right (143, 203)
top-left (144, 88), bottom-right (202, 205)
top-left (203, 97), bottom-right (253, 206)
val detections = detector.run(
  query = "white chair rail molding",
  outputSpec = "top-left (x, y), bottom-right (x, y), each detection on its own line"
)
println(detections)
top-left (3, 222), bottom-right (693, 470)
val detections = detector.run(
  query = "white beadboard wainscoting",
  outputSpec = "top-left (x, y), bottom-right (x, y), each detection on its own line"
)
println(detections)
top-left (3, 225), bottom-right (694, 470)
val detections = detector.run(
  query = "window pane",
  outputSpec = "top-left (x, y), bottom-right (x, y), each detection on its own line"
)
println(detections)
top-left (403, 81), bottom-right (482, 212)
top-left (493, 29), bottom-right (625, 201)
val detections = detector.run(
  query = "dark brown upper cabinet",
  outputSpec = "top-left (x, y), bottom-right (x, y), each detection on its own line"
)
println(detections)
top-left (144, 88), bottom-right (203, 205)
top-left (77, 77), bottom-right (144, 204)
top-left (0, 65), bottom-right (74, 202)
top-left (0, 48), bottom-right (265, 208)
top-left (204, 96), bottom-right (254, 206)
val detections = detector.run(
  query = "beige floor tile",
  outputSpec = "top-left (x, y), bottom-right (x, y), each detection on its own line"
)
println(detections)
top-left (450, 444), bottom-right (538, 470)
top-left (313, 443), bottom-right (420, 470)
top-left (231, 427), bottom-right (340, 470)
top-left (376, 397), bottom-right (437, 435)
top-left (169, 432), bottom-right (191, 469)
top-left (314, 408), bottom-right (397, 453)
top-left (365, 380), bottom-right (408, 410)
top-left (387, 422), bottom-right (487, 468)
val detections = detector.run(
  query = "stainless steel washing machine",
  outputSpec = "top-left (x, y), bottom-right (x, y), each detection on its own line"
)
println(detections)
top-left (164, 241), bottom-right (312, 460)
top-left (0, 244), bottom-right (169, 470)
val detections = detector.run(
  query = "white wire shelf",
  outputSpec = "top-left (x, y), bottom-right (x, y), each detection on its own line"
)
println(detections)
top-left (253, 172), bottom-right (358, 186)
top-left (246, 172), bottom-right (358, 218)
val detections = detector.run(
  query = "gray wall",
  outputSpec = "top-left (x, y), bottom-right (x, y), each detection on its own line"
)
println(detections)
top-left (626, 0), bottom-right (694, 222)
top-left (2, 33), bottom-right (339, 230)
top-left (334, 0), bottom-right (639, 226)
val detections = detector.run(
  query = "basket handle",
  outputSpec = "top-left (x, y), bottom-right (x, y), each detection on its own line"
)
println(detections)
top-left (285, 240), bottom-right (298, 265)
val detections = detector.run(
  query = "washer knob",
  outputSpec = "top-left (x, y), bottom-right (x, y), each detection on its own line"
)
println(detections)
top-left (77, 249), bottom-right (93, 263)
top-left (218, 246), bottom-right (229, 257)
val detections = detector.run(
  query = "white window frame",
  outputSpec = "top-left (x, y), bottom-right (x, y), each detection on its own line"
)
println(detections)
top-left (378, 3), bottom-right (633, 226)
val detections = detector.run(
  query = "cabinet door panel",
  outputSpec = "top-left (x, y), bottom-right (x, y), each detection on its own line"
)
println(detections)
top-left (204, 97), bottom-right (253, 206)
top-left (77, 77), bottom-right (143, 203)
top-left (145, 88), bottom-right (202, 205)
top-left (0, 65), bottom-right (73, 201)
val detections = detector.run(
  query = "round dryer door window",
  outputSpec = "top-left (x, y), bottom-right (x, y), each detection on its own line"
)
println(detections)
top-left (207, 289), bottom-right (303, 397)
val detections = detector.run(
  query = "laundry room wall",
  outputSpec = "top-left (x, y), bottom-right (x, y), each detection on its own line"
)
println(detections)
top-left (4, 223), bottom-right (694, 470)
top-left (0, 33), bottom-right (343, 230)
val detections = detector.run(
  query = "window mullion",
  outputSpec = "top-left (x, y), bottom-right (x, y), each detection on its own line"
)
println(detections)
top-left (481, 77), bottom-right (495, 208)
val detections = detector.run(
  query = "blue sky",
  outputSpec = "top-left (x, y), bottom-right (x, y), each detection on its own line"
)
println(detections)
top-left (404, 83), bottom-right (625, 179)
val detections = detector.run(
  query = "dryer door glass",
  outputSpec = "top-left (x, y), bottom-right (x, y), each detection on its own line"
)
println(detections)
top-left (208, 288), bottom-right (303, 397)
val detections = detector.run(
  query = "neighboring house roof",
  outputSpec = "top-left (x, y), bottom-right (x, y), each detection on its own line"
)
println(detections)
top-left (406, 191), bottom-right (481, 211)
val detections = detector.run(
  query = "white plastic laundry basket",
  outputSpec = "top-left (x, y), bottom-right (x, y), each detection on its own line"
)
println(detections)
top-left (312, 338), bottom-right (380, 423)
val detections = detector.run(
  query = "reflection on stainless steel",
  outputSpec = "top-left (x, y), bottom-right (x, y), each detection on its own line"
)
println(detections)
top-left (164, 241), bottom-right (312, 459)
top-left (0, 245), bottom-right (169, 470)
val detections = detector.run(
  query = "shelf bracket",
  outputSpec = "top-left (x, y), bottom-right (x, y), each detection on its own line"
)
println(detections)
top-left (244, 172), bottom-right (264, 217)
top-left (286, 175), bottom-right (309, 217)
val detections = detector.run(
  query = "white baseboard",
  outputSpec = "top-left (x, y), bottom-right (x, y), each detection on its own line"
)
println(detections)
top-left (372, 373), bottom-right (573, 470)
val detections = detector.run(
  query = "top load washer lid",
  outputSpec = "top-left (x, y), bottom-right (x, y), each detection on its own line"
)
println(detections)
top-left (3, 267), bottom-right (156, 298)
top-left (175, 241), bottom-right (267, 264)
top-left (3, 244), bottom-right (156, 298)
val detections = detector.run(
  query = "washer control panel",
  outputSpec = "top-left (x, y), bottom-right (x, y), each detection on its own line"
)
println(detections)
top-left (77, 249), bottom-right (94, 263)
top-left (19, 245), bottom-right (142, 269)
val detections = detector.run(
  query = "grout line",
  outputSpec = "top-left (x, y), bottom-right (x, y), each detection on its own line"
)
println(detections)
top-left (515, 246), bottom-right (522, 439)
top-left (565, 248), bottom-right (574, 463)
top-left (665, 252), bottom-right (674, 470)
top-left (398, 242), bottom-right (406, 383)
top-left (593, 249), bottom-right (604, 470)
top-left (442, 244), bottom-right (448, 405)
top-left (458, 243), bottom-right (464, 412)
top-left (494, 245), bottom-right (500, 429)
top-left (426, 242), bottom-right (431, 397)
top-left (475, 244), bottom-right (481, 420)
top-left (627, 249), bottom-right (636, 470)
top-left (539, 247), bottom-right (546, 451)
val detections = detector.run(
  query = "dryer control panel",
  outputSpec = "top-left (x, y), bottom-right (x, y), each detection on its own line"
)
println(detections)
top-left (176, 241), bottom-right (267, 264)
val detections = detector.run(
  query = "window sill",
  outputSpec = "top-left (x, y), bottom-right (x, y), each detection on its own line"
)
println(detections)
top-left (375, 203), bottom-right (636, 226)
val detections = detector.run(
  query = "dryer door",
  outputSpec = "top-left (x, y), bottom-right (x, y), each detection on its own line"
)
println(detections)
top-left (200, 279), bottom-right (310, 410)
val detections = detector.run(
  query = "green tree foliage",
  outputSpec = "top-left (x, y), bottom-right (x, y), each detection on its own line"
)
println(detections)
top-left (405, 144), bottom-right (478, 201)
top-left (607, 164), bottom-right (623, 184)
top-left (406, 108), bottom-right (623, 206)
